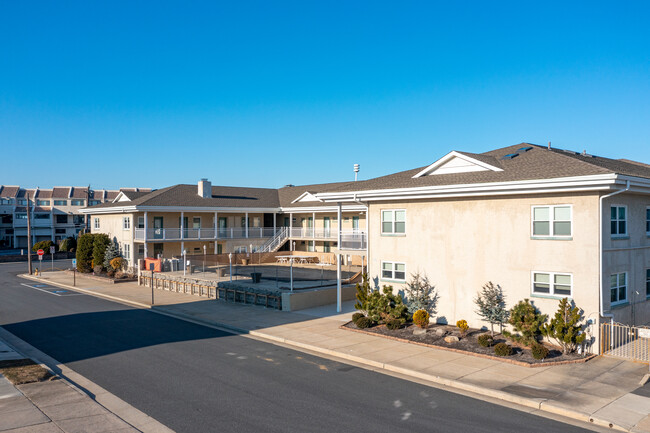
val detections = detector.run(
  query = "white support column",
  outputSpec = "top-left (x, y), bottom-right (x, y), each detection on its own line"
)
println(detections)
top-left (180, 211), bottom-right (184, 240)
top-left (312, 211), bottom-right (316, 251)
top-left (214, 211), bottom-right (218, 254)
top-left (289, 213), bottom-right (293, 250)
top-left (245, 212), bottom-right (249, 238)
top-left (273, 213), bottom-right (276, 233)
top-left (143, 211), bottom-right (148, 258)
top-left (337, 202), bottom-right (342, 312)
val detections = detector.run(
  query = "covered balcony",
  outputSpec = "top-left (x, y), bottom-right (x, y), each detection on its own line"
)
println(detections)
top-left (134, 227), bottom-right (280, 241)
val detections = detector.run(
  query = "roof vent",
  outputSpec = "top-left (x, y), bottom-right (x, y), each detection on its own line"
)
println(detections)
top-left (284, 184), bottom-right (295, 188)
top-left (517, 146), bottom-right (533, 152)
top-left (198, 179), bottom-right (212, 198)
top-left (501, 153), bottom-right (519, 160)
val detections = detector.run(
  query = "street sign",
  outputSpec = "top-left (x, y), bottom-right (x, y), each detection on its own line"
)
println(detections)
top-left (37, 249), bottom-right (44, 256)
top-left (639, 328), bottom-right (650, 339)
top-left (72, 259), bottom-right (77, 266)
top-left (49, 246), bottom-right (55, 254)
top-left (38, 254), bottom-right (43, 261)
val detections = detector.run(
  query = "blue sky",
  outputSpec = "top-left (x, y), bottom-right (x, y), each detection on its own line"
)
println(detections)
top-left (2, 1), bottom-right (649, 190)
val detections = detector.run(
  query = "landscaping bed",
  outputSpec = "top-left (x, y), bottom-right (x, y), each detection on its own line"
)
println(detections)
top-left (0, 359), bottom-right (55, 385)
top-left (342, 321), bottom-right (595, 367)
top-left (64, 269), bottom-right (137, 284)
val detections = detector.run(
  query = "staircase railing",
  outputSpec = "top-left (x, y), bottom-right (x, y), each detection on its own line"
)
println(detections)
top-left (258, 227), bottom-right (289, 253)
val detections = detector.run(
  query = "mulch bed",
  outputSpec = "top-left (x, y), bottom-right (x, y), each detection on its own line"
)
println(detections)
top-left (64, 269), bottom-right (137, 284)
top-left (342, 322), bottom-right (596, 367)
top-left (0, 359), bottom-right (55, 385)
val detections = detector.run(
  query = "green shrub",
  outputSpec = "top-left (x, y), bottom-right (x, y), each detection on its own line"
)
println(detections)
top-left (32, 240), bottom-right (54, 253)
top-left (92, 234), bottom-right (111, 271)
top-left (531, 342), bottom-right (550, 360)
top-left (386, 319), bottom-right (401, 330)
top-left (356, 278), bottom-right (410, 326)
top-left (76, 234), bottom-right (95, 272)
top-left (352, 312), bottom-right (365, 324)
top-left (59, 237), bottom-right (76, 252)
top-left (474, 281), bottom-right (509, 336)
top-left (494, 343), bottom-right (513, 357)
top-left (412, 309), bottom-right (430, 328)
top-left (103, 242), bottom-right (121, 269)
top-left (355, 317), bottom-right (373, 329)
top-left (477, 334), bottom-right (494, 347)
top-left (403, 271), bottom-right (439, 315)
top-left (503, 299), bottom-right (547, 346)
top-left (542, 298), bottom-right (586, 354)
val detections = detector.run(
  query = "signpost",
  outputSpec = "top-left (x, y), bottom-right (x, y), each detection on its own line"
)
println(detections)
top-left (71, 259), bottom-right (77, 286)
top-left (37, 249), bottom-right (44, 276)
top-left (50, 246), bottom-right (55, 271)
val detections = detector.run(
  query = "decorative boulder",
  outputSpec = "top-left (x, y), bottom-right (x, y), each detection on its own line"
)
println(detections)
top-left (435, 328), bottom-right (447, 337)
top-left (413, 328), bottom-right (427, 336)
top-left (444, 335), bottom-right (460, 343)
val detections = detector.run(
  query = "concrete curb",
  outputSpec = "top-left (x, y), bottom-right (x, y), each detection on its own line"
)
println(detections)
top-left (0, 326), bottom-right (174, 433)
top-left (17, 274), bottom-right (632, 432)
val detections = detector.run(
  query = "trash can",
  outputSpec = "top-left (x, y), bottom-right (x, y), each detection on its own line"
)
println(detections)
top-left (242, 258), bottom-right (249, 266)
top-left (250, 272), bottom-right (261, 283)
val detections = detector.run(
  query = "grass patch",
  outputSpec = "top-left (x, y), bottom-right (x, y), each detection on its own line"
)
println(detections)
top-left (0, 359), bottom-right (54, 385)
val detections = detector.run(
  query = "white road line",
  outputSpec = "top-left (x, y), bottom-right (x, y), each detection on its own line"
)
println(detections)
top-left (19, 283), bottom-right (84, 297)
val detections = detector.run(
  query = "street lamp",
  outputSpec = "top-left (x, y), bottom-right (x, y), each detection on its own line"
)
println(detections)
top-left (183, 249), bottom-right (187, 276)
top-left (228, 253), bottom-right (233, 282)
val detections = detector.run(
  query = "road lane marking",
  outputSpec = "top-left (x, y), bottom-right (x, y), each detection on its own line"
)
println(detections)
top-left (19, 283), bottom-right (84, 297)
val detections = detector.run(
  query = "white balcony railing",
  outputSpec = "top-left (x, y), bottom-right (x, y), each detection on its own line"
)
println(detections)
top-left (288, 227), bottom-right (336, 239)
top-left (339, 230), bottom-right (368, 250)
top-left (134, 227), bottom-right (280, 241)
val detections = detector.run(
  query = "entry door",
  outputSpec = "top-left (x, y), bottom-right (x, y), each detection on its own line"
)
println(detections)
top-left (323, 217), bottom-right (331, 238)
top-left (153, 217), bottom-right (163, 239)
top-left (352, 216), bottom-right (359, 231)
top-left (217, 243), bottom-right (223, 254)
top-left (153, 243), bottom-right (164, 258)
top-left (283, 217), bottom-right (290, 227)
top-left (218, 217), bottom-right (227, 237)
top-left (179, 216), bottom-right (188, 237)
top-left (307, 217), bottom-right (313, 236)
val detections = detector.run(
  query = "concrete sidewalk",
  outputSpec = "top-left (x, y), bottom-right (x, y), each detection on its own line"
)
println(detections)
top-left (0, 337), bottom-right (139, 432)
top-left (24, 271), bottom-right (650, 432)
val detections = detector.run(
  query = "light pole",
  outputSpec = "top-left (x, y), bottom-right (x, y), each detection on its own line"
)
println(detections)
top-left (290, 257), bottom-right (294, 292)
top-left (228, 253), bottom-right (232, 282)
top-left (183, 249), bottom-right (187, 276)
top-left (203, 244), bottom-right (206, 274)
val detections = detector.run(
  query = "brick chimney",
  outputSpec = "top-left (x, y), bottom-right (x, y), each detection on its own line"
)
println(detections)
top-left (198, 179), bottom-right (211, 198)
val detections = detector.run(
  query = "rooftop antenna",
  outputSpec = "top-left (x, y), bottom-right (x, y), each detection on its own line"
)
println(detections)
top-left (548, 141), bottom-right (551, 150)
top-left (353, 163), bottom-right (360, 182)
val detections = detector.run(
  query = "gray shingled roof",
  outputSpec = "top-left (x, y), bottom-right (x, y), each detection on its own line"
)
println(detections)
top-left (323, 143), bottom-right (650, 194)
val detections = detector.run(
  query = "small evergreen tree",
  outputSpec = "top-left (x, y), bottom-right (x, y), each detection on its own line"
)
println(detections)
top-left (542, 298), bottom-right (586, 354)
top-left (403, 272), bottom-right (439, 316)
top-left (354, 273), bottom-right (371, 316)
top-left (103, 241), bottom-right (121, 270)
top-left (92, 234), bottom-right (111, 271)
top-left (59, 237), bottom-right (77, 252)
top-left (76, 233), bottom-right (95, 272)
top-left (474, 281), bottom-right (509, 336)
top-left (503, 299), bottom-right (547, 346)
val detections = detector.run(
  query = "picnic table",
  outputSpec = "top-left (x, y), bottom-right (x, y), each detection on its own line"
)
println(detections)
top-left (275, 255), bottom-right (318, 264)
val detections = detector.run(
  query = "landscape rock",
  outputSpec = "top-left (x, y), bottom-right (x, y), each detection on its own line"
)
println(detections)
top-left (444, 335), bottom-right (460, 343)
top-left (434, 329), bottom-right (447, 337)
top-left (413, 328), bottom-right (427, 336)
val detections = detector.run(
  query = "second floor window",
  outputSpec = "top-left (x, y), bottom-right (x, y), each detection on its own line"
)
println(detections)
top-left (138, 216), bottom-right (144, 228)
top-left (123, 217), bottom-right (131, 230)
top-left (610, 272), bottom-right (627, 305)
top-left (71, 200), bottom-right (85, 206)
top-left (532, 205), bottom-right (571, 237)
top-left (381, 210), bottom-right (406, 235)
top-left (94, 217), bottom-right (100, 229)
top-left (34, 213), bottom-right (50, 219)
top-left (56, 215), bottom-right (68, 224)
top-left (36, 200), bottom-right (50, 206)
top-left (611, 206), bottom-right (627, 237)
top-left (54, 200), bottom-right (67, 206)
top-left (74, 215), bottom-right (84, 225)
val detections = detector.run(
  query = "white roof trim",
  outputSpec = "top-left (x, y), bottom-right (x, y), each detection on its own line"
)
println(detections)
top-left (113, 191), bottom-right (131, 203)
top-left (291, 191), bottom-right (323, 204)
top-left (413, 151), bottom-right (503, 178)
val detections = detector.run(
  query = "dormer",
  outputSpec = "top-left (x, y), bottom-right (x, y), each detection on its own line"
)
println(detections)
top-left (413, 151), bottom-right (503, 178)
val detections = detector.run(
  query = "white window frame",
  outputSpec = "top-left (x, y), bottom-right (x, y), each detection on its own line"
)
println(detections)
top-left (381, 261), bottom-right (406, 282)
top-left (611, 205), bottom-right (628, 237)
top-left (531, 205), bottom-right (572, 238)
top-left (381, 209), bottom-right (406, 235)
top-left (531, 271), bottom-right (573, 298)
top-left (192, 216), bottom-right (201, 229)
top-left (610, 272), bottom-right (628, 306)
top-left (123, 216), bottom-right (131, 230)
top-left (93, 217), bottom-right (100, 229)
top-left (138, 216), bottom-right (145, 229)
top-left (123, 244), bottom-right (131, 260)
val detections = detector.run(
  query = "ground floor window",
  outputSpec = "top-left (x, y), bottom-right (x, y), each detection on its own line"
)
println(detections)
top-left (323, 241), bottom-right (330, 252)
top-left (138, 244), bottom-right (145, 256)
top-left (123, 244), bottom-right (131, 260)
top-left (381, 261), bottom-right (406, 281)
top-left (307, 241), bottom-right (315, 252)
top-left (532, 272), bottom-right (572, 297)
top-left (153, 243), bottom-right (164, 258)
top-left (611, 272), bottom-right (627, 305)
top-left (234, 246), bottom-right (247, 253)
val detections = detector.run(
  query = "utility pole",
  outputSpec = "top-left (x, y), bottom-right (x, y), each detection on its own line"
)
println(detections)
top-left (26, 192), bottom-right (33, 275)
top-left (85, 184), bottom-right (91, 233)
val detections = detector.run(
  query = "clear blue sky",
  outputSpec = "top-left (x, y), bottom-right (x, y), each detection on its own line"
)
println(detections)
top-left (2, 1), bottom-right (649, 190)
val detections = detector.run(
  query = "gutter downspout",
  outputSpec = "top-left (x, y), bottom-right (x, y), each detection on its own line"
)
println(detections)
top-left (598, 180), bottom-right (630, 339)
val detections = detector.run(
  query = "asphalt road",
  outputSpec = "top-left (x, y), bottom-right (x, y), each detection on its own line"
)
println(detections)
top-left (0, 262), bottom-right (592, 433)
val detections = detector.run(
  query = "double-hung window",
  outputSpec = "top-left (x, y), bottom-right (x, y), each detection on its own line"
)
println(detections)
top-left (532, 205), bottom-right (571, 237)
top-left (94, 217), bottom-right (100, 229)
top-left (138, 216), bottom-right (145, 229)
top-left (532, 272), bottom-right (572, 297)
top-left (610, 272), bottom-right (627, 305)
top-left (646, 269), bottom-right (650, 298)
top-left (646, 207), bottom-right (650, 236)
top-left (123, 216), bottom-right (131, 230)
top-left (123, 244), bottom-right (131, 260)
top-left (611, 205), bottom-right (627, 237)
top-left (381, 261), bottom-right (406, 281)
top-left (381, 210), bottom-right (406, 235)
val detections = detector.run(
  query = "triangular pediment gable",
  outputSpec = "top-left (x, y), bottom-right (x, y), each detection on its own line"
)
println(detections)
top-left (291, 191), bottom-right (322, 204)
top-left (412, 151), bottom-right (503, 177)
top-left (114, 192), bottom-right (131, 203)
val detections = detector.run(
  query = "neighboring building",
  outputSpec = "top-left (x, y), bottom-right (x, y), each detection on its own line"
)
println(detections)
top-left (81, 179), bottom-right (368, 264)
top-left (316, 143), bottom-right (650, 336)
top-left (0, 186), bottom-right (151, 248)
